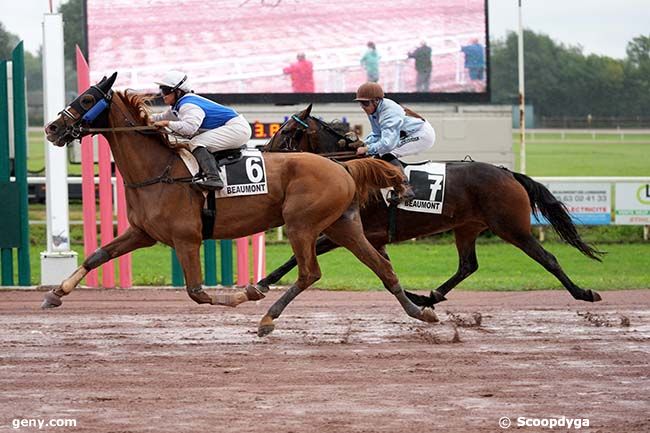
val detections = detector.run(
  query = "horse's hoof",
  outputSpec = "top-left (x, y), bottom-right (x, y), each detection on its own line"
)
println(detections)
top-left (589, 290), bottom-right (602, 302)
top-left (255, 283), bottom-right (271, 293)
top-left (245, 284), bottom-right (266, 301)
top-left (431, 291), bottom-right (447, 304)
top-left (257, 323), bottom-right (275, 337)
top-left (257, 315), bottom-right (275, 337)
top-left (41, 292), bottom-right (62, 309)
top-left (421, 307), bottom-right (439, 323)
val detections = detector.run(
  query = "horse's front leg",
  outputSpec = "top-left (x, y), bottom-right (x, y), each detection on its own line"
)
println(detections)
top-left (257, 231), bottom-right (321, 336)
top-left (173, 240), bottom-right (259, 307)
top-left (41, 227), bottom-right (156, 309)
top-left (256, 235), bottom-right (339, 292)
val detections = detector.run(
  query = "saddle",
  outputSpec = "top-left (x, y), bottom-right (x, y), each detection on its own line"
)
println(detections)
top-left (211, 146), bottom-right (246, 168)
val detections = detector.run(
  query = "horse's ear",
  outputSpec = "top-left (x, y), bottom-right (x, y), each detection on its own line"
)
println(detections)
top-left (102, 72), bottom-right (118, 91)
top-left (303, 103), bottom-right (312, 118)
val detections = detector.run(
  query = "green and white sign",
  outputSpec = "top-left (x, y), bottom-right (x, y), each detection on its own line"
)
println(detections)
top-left (615, 183), bottom-right (650, 225)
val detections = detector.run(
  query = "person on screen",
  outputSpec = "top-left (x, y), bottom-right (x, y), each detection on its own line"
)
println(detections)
top-left (407, 40), bottom-right (433, 92)
top-left (151, 70), bottom-right (252, 191)
top-left (460, 38), bottom-right (486, 92)
top-left (353, 82), bottom-right (436, 204)
top-left (360, 41), bottom-right (380, 83)
top-left (282, 53), bottom-right (315, 93)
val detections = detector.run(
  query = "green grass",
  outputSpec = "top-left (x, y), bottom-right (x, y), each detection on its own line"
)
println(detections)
top-left (265, 242), bottom-right (650, 291)
top-left (512, 132), bottom-right (650, 176)
top-left (15, 241), bottom-right (650, 290)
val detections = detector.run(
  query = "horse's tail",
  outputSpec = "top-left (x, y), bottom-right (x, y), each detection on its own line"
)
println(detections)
top-left (511, 171), bottom-right (604, 261)
top-left (342, 159), bottom-right (405, 206)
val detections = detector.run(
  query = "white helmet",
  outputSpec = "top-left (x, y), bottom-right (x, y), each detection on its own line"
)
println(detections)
top-left (154, 70), bottom-right (192, 92)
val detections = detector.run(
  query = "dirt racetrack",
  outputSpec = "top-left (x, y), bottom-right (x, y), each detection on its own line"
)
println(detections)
top-left (1, 288), bottom-right (648, 433)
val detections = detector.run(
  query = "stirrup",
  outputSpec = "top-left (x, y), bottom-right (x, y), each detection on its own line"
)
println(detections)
top-left (194, 176), bottom-right (223, 191)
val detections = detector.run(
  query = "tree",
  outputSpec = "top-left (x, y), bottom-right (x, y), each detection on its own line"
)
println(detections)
top-left (59, 0), bottom-right (85, 95)
top-left (60, 0), bottom-right (85, 60)
top-left (0, 22), bottom-right (20, 59)
top-left (626, 35), bottom-right (650, 67)
top-left (490, 30), bottom-right (648, 120)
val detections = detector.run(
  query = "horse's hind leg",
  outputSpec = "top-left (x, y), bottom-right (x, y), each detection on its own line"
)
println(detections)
top-left (258, 229), bottom-right (321, 336)
top-left (405, 224), bottom-right (483, 308)
top-left (495, 230), bottom-right (601, 302)
top-left (42, 227), bottom-right (157, 309)
top-left (322, 213), bottom-right (438, 324)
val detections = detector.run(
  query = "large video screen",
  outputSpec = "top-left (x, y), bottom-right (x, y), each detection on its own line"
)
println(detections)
top-left (85, 0), bottom-right (488, 103)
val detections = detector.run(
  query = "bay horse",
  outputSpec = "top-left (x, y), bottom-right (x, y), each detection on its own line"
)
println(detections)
top-left (257, 105), bottom-right (604, 307)
top-left (42, 73), bottom-right (438, 336)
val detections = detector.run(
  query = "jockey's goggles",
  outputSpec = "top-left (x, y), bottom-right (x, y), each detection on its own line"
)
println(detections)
top-left (159, 86), bottom-right (174, 96)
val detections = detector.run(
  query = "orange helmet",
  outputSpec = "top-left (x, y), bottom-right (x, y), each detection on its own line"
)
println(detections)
top-left (354, 82), bottom-right (384, 101)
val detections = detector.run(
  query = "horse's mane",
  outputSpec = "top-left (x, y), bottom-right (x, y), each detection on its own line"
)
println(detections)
top-left (116, 90), bottom-right (173, 148)
top-left (119, 90), bottom-right (155, 124)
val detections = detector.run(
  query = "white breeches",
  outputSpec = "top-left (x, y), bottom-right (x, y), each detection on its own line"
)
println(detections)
top-left (190, 115), bottom-right (251, 152)
top-left (392, 121), bottom-right (436, 158)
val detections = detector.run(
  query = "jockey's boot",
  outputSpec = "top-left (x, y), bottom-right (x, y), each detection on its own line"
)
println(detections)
top-left (383, 154), bottom-right (415, 205)
top-left (192, 147), bottom-right (224, 191)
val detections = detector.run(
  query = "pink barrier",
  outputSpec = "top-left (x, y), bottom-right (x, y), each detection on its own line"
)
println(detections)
top-left (97, 135), bottom-right (115, 288)
top-left (236, 234), bottom-right (266, 286)
top-left (115, 169), bottom-right (131, 287)
top-left (76, 47), bottom-right (98, 287)
top-left (236, 238), bottom-right (249, 286)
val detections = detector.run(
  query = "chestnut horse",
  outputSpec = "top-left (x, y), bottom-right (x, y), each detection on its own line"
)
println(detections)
top-left (257, 105), bottom-right (604, 306)
top-left (43, 73), bottom-right (438, 336)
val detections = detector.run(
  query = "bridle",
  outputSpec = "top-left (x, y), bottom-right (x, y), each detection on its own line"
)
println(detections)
top-left (55, 86), bottom-right (159, 144)
top-left (274, 114), bottom-right (358, 158)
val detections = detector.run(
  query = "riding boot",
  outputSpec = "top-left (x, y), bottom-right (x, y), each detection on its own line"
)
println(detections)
top-left (192, 147), bottom-right (224, 191)
top-left (383, 155), bottom-right (415, 205)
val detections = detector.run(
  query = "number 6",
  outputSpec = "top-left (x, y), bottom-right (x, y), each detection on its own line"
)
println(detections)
top-left (246, 157), bottom-right (264, 183)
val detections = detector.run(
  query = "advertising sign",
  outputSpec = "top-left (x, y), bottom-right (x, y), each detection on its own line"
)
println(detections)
top-left (614, 183), bottom-right (650, 225)
top-left (531, 183), bottom-right (611, 225)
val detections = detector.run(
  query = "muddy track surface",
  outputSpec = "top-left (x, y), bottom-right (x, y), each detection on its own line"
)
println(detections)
top-left (1, 289), bottom-right (648, 433)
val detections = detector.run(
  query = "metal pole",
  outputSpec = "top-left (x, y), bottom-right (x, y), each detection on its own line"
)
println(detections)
top-left (41, 14), bottom-right (77, 285)
top-left (518, 0), bottom-right (526, 174)
top-left (12, 43), bottom-right (31, 285)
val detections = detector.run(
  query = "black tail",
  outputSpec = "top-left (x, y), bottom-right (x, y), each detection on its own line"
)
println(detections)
top-left (511, 171), bottom-right (604, 261)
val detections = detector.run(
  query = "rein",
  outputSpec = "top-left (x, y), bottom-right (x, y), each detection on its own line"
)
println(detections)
top-left (123, 153), bottom-right (195, 189)
top-left (318, 150), bottom-right (359, 159)
top-left (81, 125), bottom-right (160, 134)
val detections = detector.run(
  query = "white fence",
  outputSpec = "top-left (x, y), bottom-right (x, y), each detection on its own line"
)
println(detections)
top-left (525, 129), bottom-right (650, 142)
